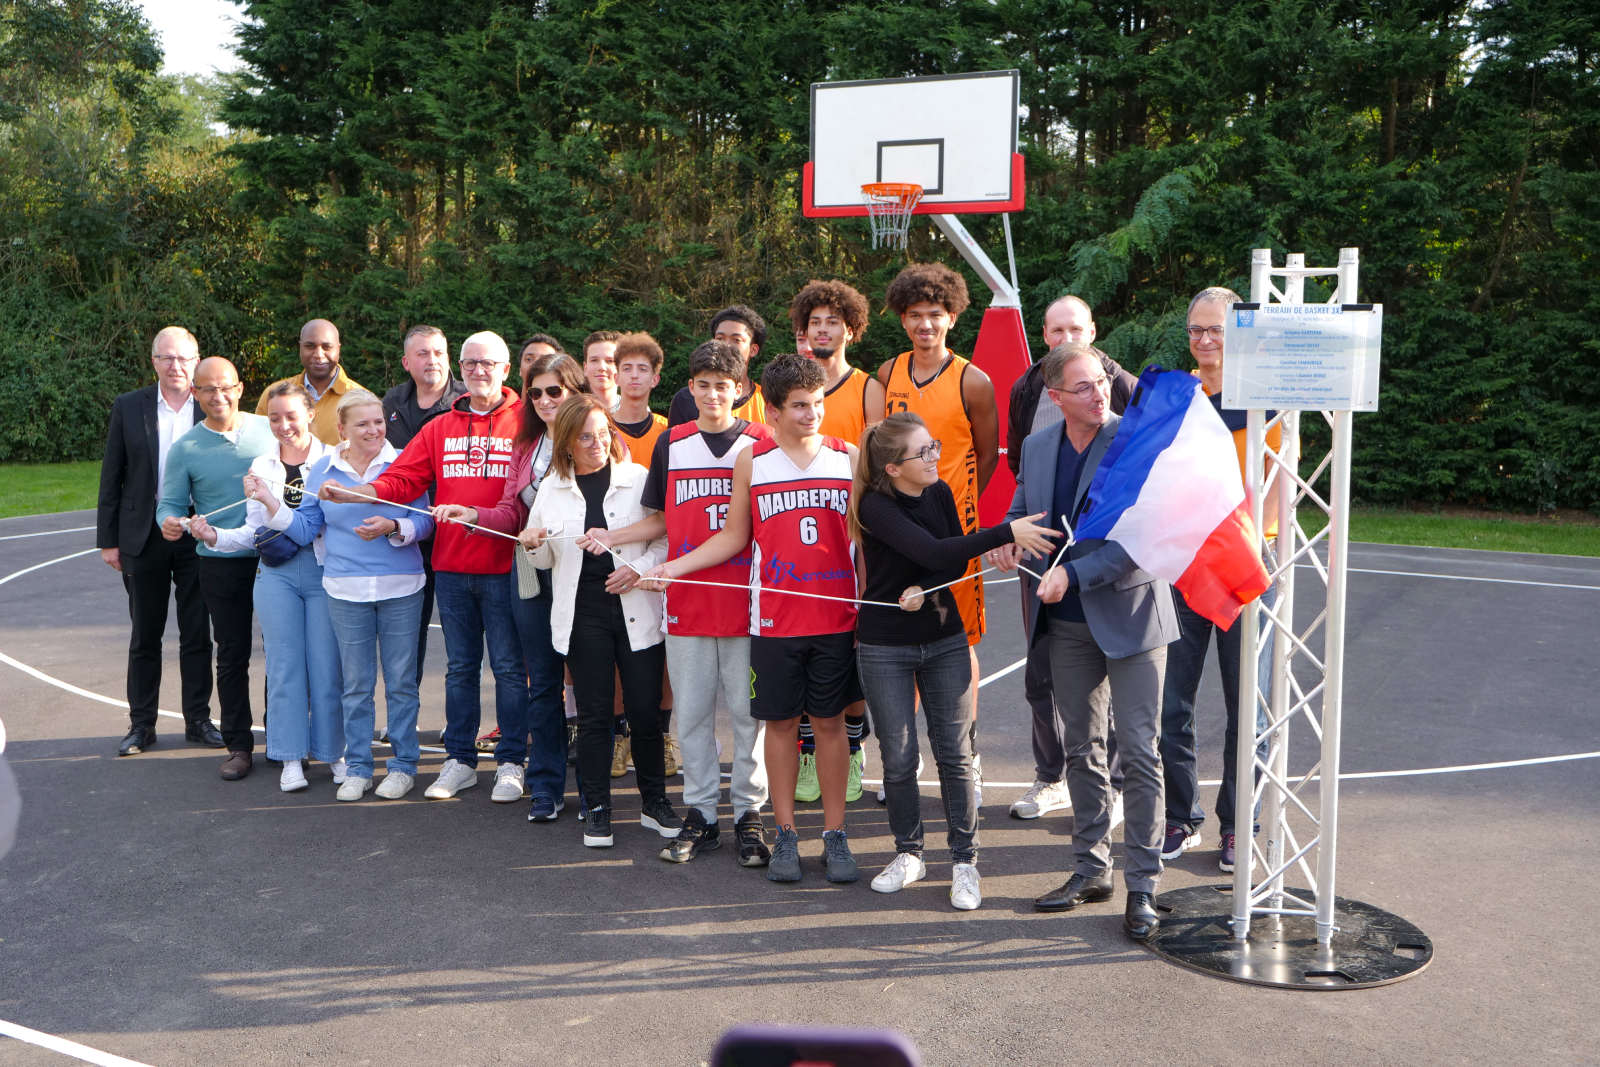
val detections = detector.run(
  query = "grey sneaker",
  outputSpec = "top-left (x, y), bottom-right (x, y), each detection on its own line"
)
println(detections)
top-left (822, 828), bottom-right (859, 883)
top-left (767, 826), bottom-right (802, 882)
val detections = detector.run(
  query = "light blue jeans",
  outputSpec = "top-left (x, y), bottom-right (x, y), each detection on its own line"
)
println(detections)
top-left (254, 548), bottom-right (344, 763)
top-left (326, 589), bottom-right (423, 779)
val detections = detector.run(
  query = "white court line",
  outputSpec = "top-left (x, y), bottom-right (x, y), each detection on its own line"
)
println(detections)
top-left (977, 656), bottom-right (1025, 688)
top-left (1302, 562), bottom-right (1600, 592)
top-left (0, 526), bottom-right (95, 542)
top-left (0, 1019), bottom-right (157, 1067)
top-left (0, 548), bottom-right (98, 586)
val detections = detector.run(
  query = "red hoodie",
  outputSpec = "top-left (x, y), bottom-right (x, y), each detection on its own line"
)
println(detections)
top-left (371, 386), bottom-right (522, 574)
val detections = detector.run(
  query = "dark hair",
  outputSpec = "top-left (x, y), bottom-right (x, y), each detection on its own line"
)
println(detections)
top-left (760, 353), bottom-right (826, 410)
top-left (263, 379), bottom-right (314, 411)
top-left (518, 332), bottom-right (567, 357)
top-left (581, 330), bottom-right (622, 355)
top-left (515, 352), bottom-right (589, 451)
top-left (709, 305), bottom-right (768, 351)
top-left (686, 340), bottom-right (745, 383)
top-left (404, 324), bottom-right (445, 348)
top-left (789, 280), bottom-right (870, 340)
top-left (1040, 342), bottom-right (1103, 390)
top-left (885, 262), bottom-right (971, 318)
top-left (613, 331), bottom-right (664, 372)
top-left (847, 412), bottom-right (926, 543)
top-left (548, 393), bottom-right (627, 480)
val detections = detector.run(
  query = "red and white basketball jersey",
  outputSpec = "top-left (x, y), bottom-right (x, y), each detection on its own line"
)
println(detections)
top-left (747, 436), bottom-right (857, 638)
top-left (663, 420), bottom-right (771, 636)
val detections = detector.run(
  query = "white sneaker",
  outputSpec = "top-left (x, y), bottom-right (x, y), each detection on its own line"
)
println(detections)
top-left (424, 758), bottom-right (479, 798)
top-left (1010, 778), bottom-right (1072, 819)
top-left (871, 852), bottom-right (927, 894)
top-left (950, 863), bottom-right (982, 910)
top-left (330, 758), bottom-right (349, 784)
top-left (972, 752), bottom-right (983, 809)
top-left (336, 776), bottom-right (372, 801)
top-left (877, 755), bottom-right (925, 803)
top-left (375, 772), bottom-right (414, 799)
top-left (1109, 791), bottom-right (1125, 832)
top-left (279, 760), bottom-right (308, 793)
top-left (491, 762), bottom-right (525, 803)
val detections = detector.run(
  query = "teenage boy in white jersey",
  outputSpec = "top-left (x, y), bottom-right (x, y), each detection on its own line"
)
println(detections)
top-left (595, 341), bottom-right (773, 864)
top-left (640, 355), bottom-right (861, 884)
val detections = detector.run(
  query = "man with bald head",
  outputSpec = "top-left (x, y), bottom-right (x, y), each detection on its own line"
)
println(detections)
top-left (257, 318), bottom-right (362, 445)
top-left (98, 327), bottom-right (218, 756)
top-left (322, 332), bottom-right (530, 802)
top-left (158, 356), bottom-right (279, 779)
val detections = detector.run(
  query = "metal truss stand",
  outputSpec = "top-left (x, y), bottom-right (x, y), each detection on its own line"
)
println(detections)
top-left (1147, 248), bottom-right (1434, 989)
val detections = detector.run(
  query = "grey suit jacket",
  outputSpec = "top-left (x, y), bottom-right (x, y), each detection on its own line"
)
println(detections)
top-left (1005, 414), bottom-right (1179, 659)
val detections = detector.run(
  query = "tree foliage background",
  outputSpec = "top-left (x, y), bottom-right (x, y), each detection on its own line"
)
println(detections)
top-left (2, 0), bottom-right (1596, 511)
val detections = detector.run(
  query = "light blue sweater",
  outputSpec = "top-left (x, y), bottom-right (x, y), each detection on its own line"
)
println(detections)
top-left (156, 414), bottom-right (278, 558)
top-left (276, 452), bottom-right (434, 579)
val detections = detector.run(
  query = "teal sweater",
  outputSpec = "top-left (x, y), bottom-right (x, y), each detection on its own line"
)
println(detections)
top-left (156, 414), bottom-right (279, 558)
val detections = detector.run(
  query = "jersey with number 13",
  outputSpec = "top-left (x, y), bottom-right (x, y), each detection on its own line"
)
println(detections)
top-left (662, 420), bottom-right (771, 636)
top-left (747, 436), bottom-right (857, 638)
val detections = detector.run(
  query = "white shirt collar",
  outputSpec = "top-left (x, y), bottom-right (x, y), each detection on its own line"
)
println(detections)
top-left (330, 439), bottom-right (399, 476)
top-left (157, 390), bottom-right (193, 416)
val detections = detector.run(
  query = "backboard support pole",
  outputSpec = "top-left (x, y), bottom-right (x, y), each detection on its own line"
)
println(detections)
top-left (928, 214), bottom-right (1021, 309)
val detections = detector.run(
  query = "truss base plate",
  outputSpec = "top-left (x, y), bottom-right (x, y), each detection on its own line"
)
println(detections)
top-left (1146, 885), bottom-right (1433, 989)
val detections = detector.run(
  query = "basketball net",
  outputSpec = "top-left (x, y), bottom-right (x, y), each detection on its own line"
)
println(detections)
top-left (861, 183), bottom-right (924, 250)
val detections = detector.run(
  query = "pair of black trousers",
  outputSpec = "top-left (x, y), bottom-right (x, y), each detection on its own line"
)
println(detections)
top-left (121, 525), bottom-right (212, 733)
top-left (198, 557), bottom-right (258, 751)
top-left (567, 585), bottom-right (665, 813)
top-left (414, 537), bottom-right (435, 685)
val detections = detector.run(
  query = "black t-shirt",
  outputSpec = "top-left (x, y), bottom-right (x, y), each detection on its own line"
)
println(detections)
top-left (640, 419), bottom-right (750, 511)
top-left (666, 385), bottom-right (760, 427)
top-left (856, 481), bottom-right (1015, 646)
top-left (576, 465), bottom-right (613, 587)
top-left (282, 462), bottom-right (304, 508)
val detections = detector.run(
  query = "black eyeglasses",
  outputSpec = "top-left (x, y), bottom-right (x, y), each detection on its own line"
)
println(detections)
top-left (896, 440), bottom-right (943, 465)
top-left (530, 386), bottom-right (567, 399)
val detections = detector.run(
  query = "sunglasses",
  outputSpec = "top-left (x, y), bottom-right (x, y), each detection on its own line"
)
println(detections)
top-left (530, 385), bottom-right (567, 399)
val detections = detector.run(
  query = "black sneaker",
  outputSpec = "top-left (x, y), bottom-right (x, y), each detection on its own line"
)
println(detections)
top-left (527, 794), bottom-right (564, 822)
top-left (566, 722), bottom-right (578, 766)
top-left (1161, 823), bottom-right (1200, 860)
top-left (661, 809), bottom-right (720, 863)
top-left (735, 810), bottom-right (771, 867)
top-left (640, 797), bottom-right (684, 839)
top-left (583, 805), bottom-right (613, 848)
top-left (768, 826), bottom-right (802, 882)
top-left (822, 828), bottom-right (859, 883)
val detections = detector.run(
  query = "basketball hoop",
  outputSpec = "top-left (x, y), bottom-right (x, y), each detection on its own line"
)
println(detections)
top-left (860, 183), bottom-right (924, 250)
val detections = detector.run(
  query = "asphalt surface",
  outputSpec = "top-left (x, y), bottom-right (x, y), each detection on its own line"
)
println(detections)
top-left (0, 510), bottom-right (1597, 1066)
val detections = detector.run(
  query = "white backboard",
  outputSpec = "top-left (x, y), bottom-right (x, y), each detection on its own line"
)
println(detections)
top-left (805, 70), bottom-right (1022, 217)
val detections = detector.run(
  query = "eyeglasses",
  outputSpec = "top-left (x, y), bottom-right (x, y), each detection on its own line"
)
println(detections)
top-left (460, 358), bottom-right (505, 372)
top-left (1186, 325), bottom-right (1225, 341)
top-left (153, 355), bottom-right (198, 367)
top-left (195, 384), bottom-right (241, 397)
top-left (530, 386), bottom-right (567, 400)
top-left (896, 440), bottom-right (943, 465)
top-left (1053, 376), bottom-right (1109, 400)
top-left (577, 431), bottom-right (612, 446)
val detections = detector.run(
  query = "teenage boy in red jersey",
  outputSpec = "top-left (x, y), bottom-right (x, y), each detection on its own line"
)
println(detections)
top-left (320, 331), bottom-right (527, 803)
top-left (594, 342), bottom-right (774, 866)
top-left (641, 355), bottom-right (861, 884)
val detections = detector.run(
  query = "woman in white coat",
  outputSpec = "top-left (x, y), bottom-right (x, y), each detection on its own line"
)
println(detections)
top-left (520, 393), bottom-right (675, 849)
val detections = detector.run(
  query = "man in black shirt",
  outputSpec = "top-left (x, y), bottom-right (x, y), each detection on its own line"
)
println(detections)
top-left (382, 325), bottom-right (467, 684)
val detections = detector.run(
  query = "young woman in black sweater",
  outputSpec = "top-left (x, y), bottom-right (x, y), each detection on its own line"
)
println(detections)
top-left (850, 412), bottom-right (1059, 910)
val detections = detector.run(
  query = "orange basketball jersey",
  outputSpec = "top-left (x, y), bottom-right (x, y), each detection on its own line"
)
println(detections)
top-left (734, 388), bottom-right (767, 426)
top-left (819, 365), bottom-right (872, 448)
top-left (882, 350), bottom-right (985, 645)
top-left (619, 411), bottom-right (668, 467)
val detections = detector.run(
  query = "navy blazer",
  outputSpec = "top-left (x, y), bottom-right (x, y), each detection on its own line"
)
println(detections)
top-left (1005, 414), bottom-right (1179, 659)
top-left (97, 385), bottom-right (204, 557)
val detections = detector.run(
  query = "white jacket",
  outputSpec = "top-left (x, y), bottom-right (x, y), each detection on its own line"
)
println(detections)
top-left (211, 438), bottom-right (338, 562)
top-left (527, 460), bottom-right (667, 655)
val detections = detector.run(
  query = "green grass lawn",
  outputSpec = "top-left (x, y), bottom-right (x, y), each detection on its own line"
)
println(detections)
top-left (4, 460), bottom-right (1599, 558)
top-left (0, 461), bottom-right (102, 519)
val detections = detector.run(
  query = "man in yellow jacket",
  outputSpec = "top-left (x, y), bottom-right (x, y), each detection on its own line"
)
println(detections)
top-left (256, 318), bottom-right (362, 445)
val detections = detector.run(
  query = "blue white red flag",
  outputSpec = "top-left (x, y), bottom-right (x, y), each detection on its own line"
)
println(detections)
top-left (1076, 366), bottom-right (1271, 628)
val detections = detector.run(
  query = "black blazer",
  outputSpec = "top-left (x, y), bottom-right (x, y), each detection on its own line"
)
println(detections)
top-left (97, 385), bottom-right (204, 557)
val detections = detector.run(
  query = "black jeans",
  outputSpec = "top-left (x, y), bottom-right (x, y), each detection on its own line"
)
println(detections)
top-left (121, 525), bottom-right (212, 732)
top-left (567, 584), bottom-right (665, 812)
top-left (415, 537), bottom-right (435, 685)
top-left (198, 556), bottom-right (258, 751)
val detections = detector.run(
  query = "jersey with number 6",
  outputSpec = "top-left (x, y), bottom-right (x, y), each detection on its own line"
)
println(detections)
top-left (748, 436), bottom-right (857, 638)
top-left (661, 420), bottom-right (771, 636)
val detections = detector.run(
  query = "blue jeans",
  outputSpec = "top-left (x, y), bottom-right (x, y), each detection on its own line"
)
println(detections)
top-left (503, 569), bottom-right (568, 799)
top-left (1160, 583), bottom-right (1276, 834)
top-left (254, 549), bottom-right (343, 763)
top-left (857, 633), bottom-right (978, 865)
top-left (434, 570), bottom-right (527, 768)
top-left (326, 590), bottom-right (423, 779)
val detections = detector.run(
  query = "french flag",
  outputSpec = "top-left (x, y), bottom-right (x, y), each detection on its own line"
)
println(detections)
top-left (1076, 367), bottom-right (1271, 629)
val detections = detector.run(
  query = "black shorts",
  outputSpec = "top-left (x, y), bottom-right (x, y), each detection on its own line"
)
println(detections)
top-left (750, 632), bottom-right (863, 721)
